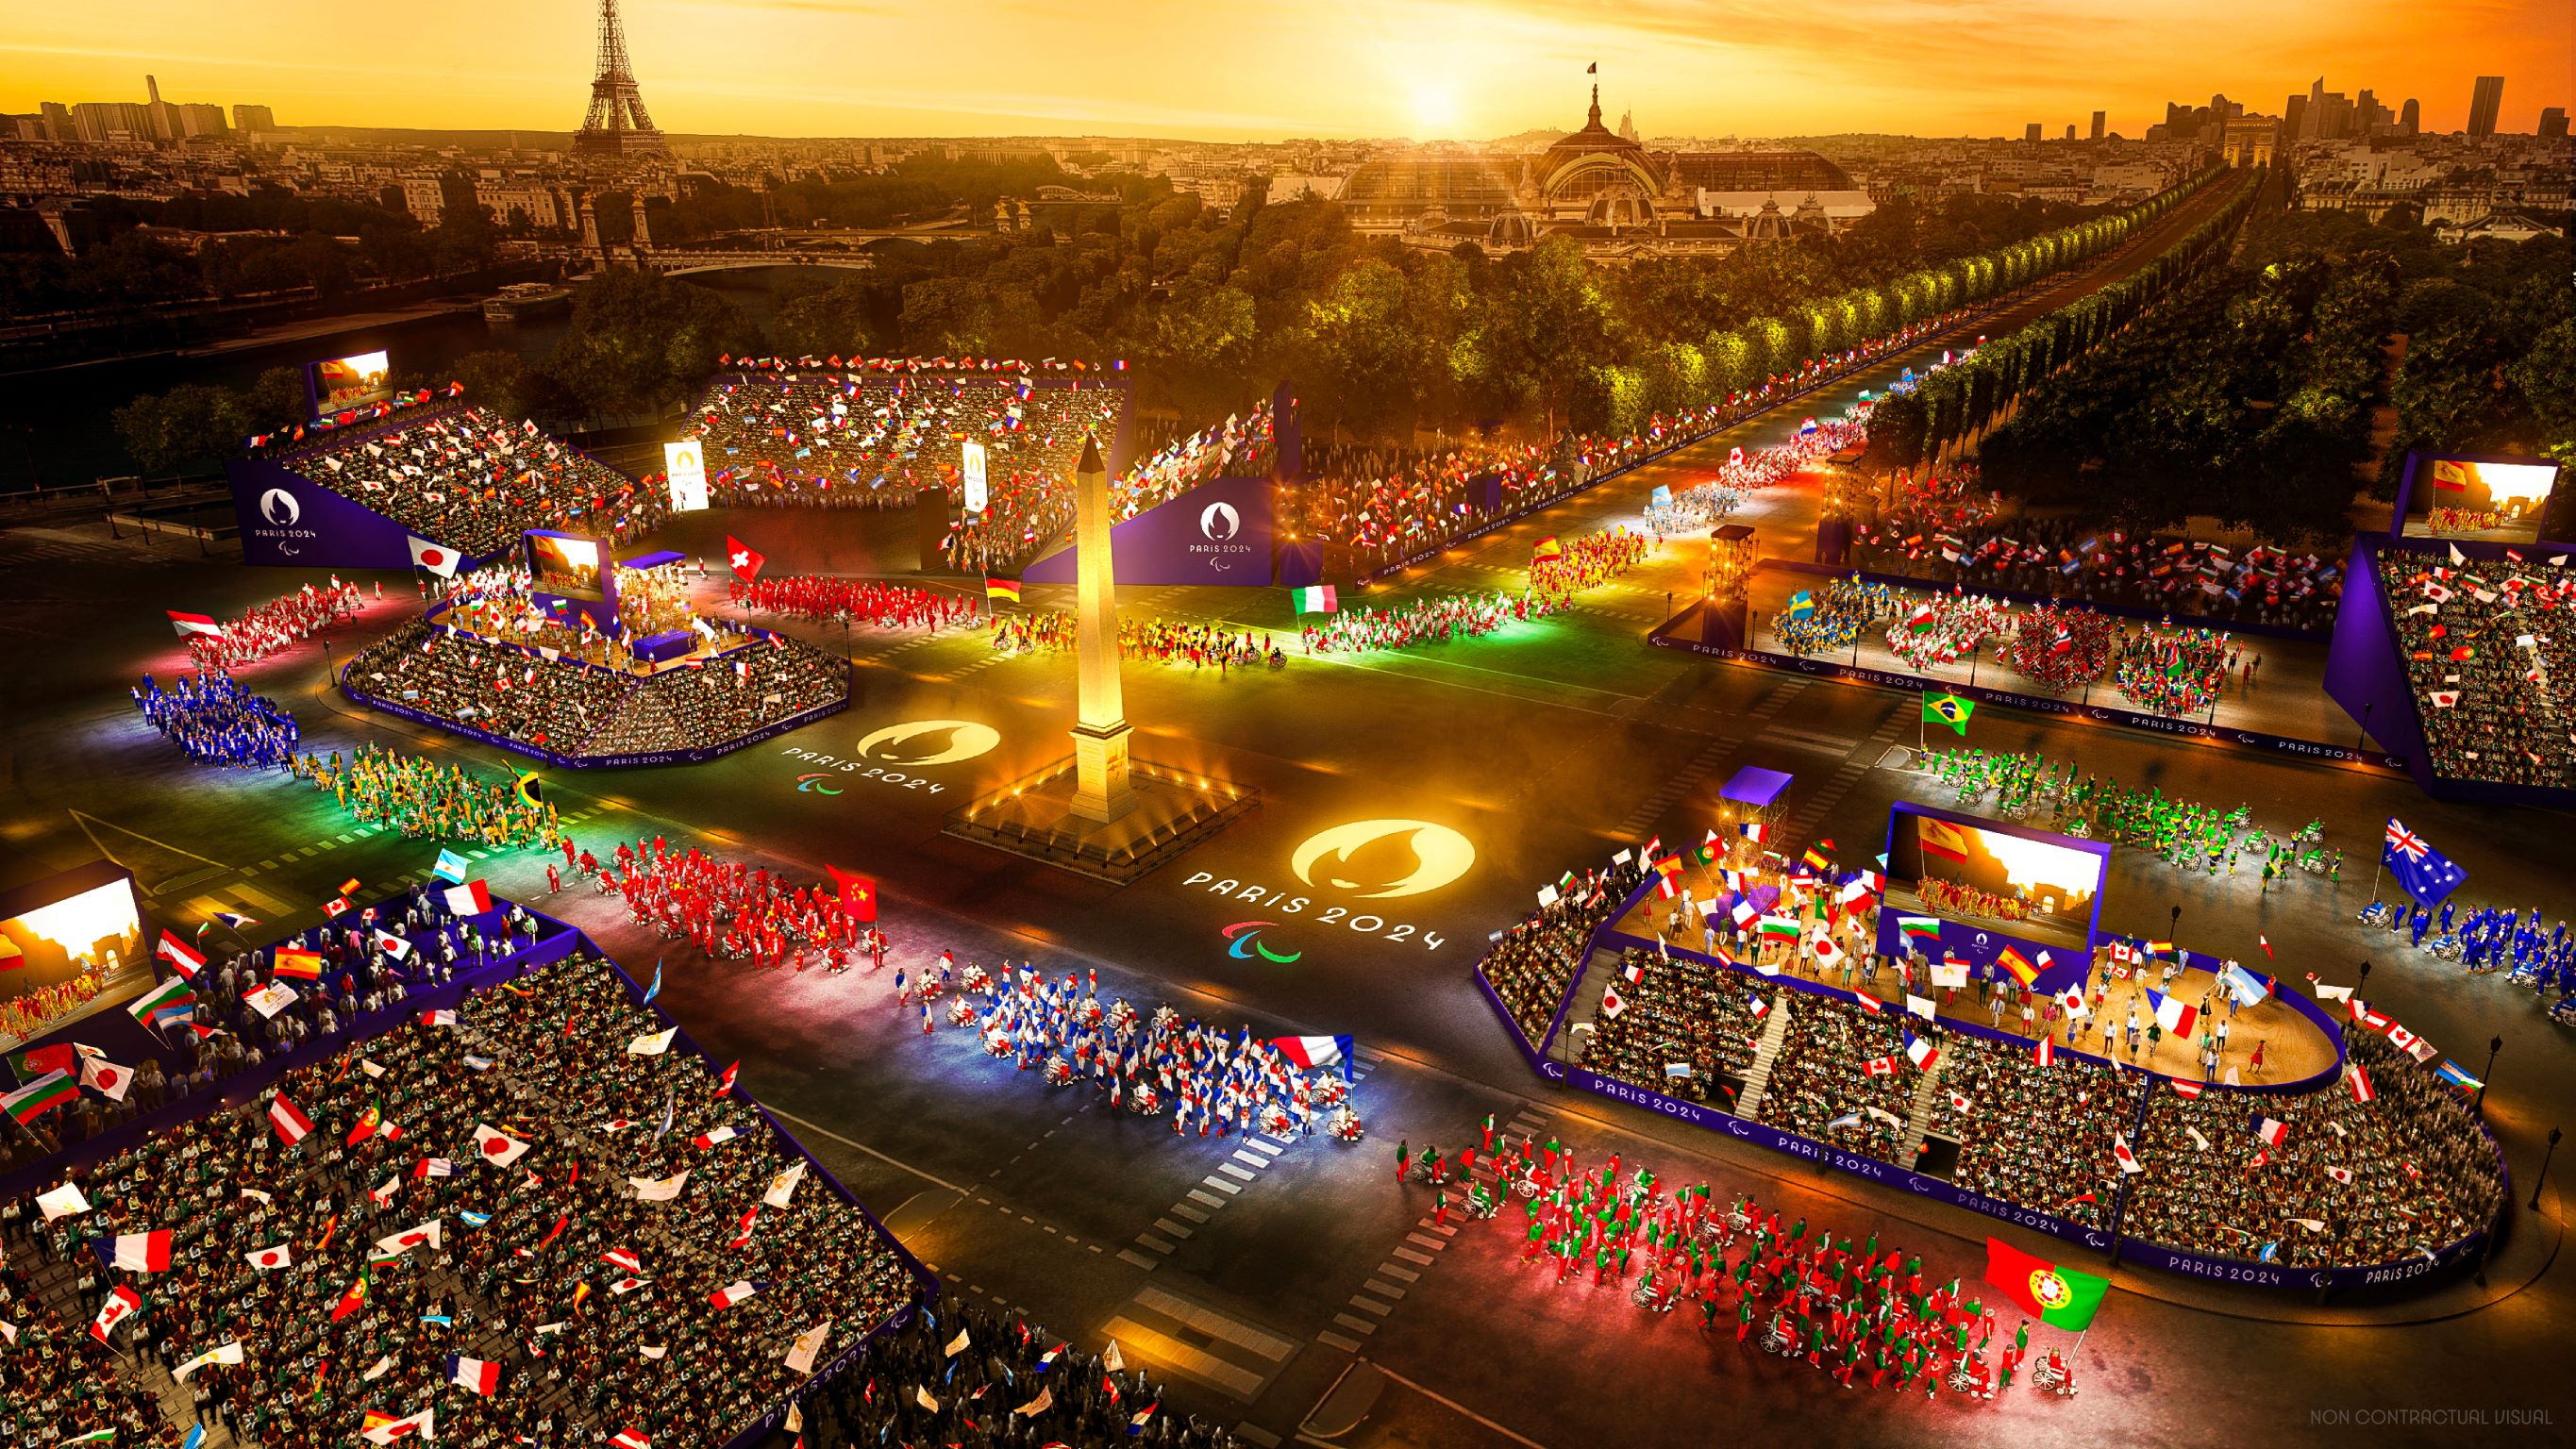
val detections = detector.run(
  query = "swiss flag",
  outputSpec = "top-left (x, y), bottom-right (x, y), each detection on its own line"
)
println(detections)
top-left (407, 535), bottom-right (460, 578)
top-left (727, 535), bottom-right (766, 582)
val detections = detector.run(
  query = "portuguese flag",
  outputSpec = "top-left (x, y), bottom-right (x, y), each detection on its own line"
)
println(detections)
top-left (1983, 1237), bottom-right (2108, 1331)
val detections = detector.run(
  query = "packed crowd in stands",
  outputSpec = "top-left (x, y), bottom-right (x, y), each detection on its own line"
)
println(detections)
top-left (1109, 406), bottom-right (1274, 518)
top-left (131, 673), bottom-right (299, 768)
top-left (943, 968), bottom-right (1361, 1141)
top-left (0, 946), bottom-right (925, 1449)
top-left (1849, 519), bottom-right (2342, 633)
top-left (1503, 843), bottom-right (2501, 1270)
top-left (1473, 860), bottom-right (1643, 1046)
top-left (2111, 621), bottom-right (2238, 717)
top-left (181, 581), bottom-right (366, 672)
top-left (273, 405), bottom-right (663, 558)
top-left (1574, 945), bottom-right (1765, 1104)
top-left (295, 742), bottom-right (561, 849)
top-left (2123, 1028), bottom-right (2501, 1268)
top-left (801, 1304), bottom-right (1232, 1447)
top-left (1455, 1129), bottom-right (2036, 1399)
top-left (590, 833), bottom-right (878, 972)
top-left (2381, 550), bottom-right (2576, 790)
top-left (342, 620), bottom-right (847, 759)
top-left (989, 611), bottom-right (1283, 673)
top-left (730, 575), bottom-right (980, 632)
top-left (432, 560), bottom-right (754, 675)
top-left (684, 369), bottom-right (1129, 573)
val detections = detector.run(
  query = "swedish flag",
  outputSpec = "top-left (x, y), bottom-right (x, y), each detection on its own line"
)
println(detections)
top-left (1923, 692), bottom-right (1974, 736)
top-left (1784, 591), bottom-right (1816, 621)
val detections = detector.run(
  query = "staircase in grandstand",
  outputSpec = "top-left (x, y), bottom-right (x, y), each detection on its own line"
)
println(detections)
top-left (1895, 1057), bottom-right (1952, 1163)
top-left (1732, 994), bottom-right (1798, 1120)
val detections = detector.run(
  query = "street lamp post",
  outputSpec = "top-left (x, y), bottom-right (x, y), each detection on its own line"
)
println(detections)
top-left (2478, 1035), bottom-right (2501, 1116)
top-left (2533, 1126), bottom-right (2561, 1211)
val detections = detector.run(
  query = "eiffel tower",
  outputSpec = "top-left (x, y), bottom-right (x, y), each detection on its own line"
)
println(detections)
top-left (573, 0), bottom-right (667, 158)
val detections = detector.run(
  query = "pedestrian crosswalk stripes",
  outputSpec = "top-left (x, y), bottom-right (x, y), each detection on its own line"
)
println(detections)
top-left (1100, 1285), bottom-right (1299, 1401)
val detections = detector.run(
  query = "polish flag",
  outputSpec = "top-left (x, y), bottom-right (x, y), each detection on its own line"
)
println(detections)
top-left (269, 1093), bottom-right (314, 1146)
top-left (2346, 1063), bottom-right (2375, 1104)
top-left (710, 1281), bottom-right (760, 1309)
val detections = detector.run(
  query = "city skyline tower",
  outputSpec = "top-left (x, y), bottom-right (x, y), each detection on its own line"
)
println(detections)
top-left (573, 0), bottom-right (667, 157)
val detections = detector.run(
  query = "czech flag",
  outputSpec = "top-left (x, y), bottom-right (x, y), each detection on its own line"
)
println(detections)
top-left (1269, 1035), bottom-right (1355, 1079)
top-left (93, 1230), bottom-right (174, 1272)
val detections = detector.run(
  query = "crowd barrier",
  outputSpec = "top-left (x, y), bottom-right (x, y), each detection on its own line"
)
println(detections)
top-left (1476, 874), bottom-right (2504, 1294)
top-left (1647, 615), bottom-right (2411, 777)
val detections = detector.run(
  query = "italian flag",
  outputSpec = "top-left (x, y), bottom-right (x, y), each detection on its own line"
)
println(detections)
top-left (1291, 584), bottom-right (1339, 614)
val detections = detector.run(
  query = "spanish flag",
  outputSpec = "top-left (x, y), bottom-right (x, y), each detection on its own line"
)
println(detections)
top-left (1531, 537), bottom-right (1564, 563)
top-left (1917, 816), bottom-right (1972, 864)
top-left (1997, 945), bottom-right (2041, 990)
top-left (985, 576), bottom-right (1022, 604)
top-left (272, 948), bottom-right (326, 981)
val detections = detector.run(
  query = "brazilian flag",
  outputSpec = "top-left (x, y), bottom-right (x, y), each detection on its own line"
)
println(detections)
top-left (1923, 691), bottom-right (1975, 736)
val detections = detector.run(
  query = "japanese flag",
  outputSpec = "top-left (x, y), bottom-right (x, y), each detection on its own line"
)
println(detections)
top-left (471, 1124), bottom-right (531, 1167)
top-left (2112, 1134), bottom-right (2143, 1174)
top-left (407, 536), bottom-right (460, 578)
top-left (245, 1243), bottom-right (293, 1271)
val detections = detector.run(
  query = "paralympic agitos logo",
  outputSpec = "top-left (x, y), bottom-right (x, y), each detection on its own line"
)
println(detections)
top-left (1220, 922), bottom-right (1301, 963)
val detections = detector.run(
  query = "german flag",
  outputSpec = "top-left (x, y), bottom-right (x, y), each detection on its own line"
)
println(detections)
top-left (984, 576), bottom-right (1022, 605)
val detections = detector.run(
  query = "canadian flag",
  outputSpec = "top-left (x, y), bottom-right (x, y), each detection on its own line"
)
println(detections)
top-left (729, 1208), bottom-right (759, 1249)
top-left (710, 1281), bottom-right (760, 1309)
top-left (245, 1243), bottom-right (293, 1271)
top-left (2033, 1035), bottom-right (2055, 1068)
top-left (471, 1124), bottom-right (531, 1167)
top-left (270, 1093), bottom-right (314, 1146)
top-left (407, 536), bottom-right (460, 577)
top-left (91, 1285), bottom-right (142, 1343)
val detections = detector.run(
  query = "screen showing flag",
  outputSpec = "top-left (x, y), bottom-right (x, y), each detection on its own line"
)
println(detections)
top-left (1878, 802), bottom-right (2107, 970)
top-left (0, 861), bottom-right (146, 1024)
top-left (2394, 452), bottom-right (2565, 545)
top-left (527, 532), bottom-right (610, 602)
top-left (307, 350), bottom-right (393, 419)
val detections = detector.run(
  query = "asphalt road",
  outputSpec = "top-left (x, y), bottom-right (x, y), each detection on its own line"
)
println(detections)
top-left (8, 192), bottom-right (2572, 1443)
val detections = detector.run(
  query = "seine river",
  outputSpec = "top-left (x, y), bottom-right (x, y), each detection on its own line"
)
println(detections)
top-left (0, 267), bottom-right (822, 493)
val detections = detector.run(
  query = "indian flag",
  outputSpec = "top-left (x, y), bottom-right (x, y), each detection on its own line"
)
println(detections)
top-left (1897, 915), bottom-right (1943, 941)
top-left (1291, 584), bottom-right (1339, 614)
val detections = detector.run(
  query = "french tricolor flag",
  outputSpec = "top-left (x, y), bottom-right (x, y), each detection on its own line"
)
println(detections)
top-left (1268, 1035), bottom-right (1354, 1078)
top-left (442, 880), bottom-right (494, 915)
top-left (94, 1230), bottom-right (173, 1273)
top-left (446, 1354), bottom-right (500, 1395)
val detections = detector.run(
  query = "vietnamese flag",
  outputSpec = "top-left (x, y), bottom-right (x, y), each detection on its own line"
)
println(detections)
top-left (1982, 1237), bottom-right (2108, 1330)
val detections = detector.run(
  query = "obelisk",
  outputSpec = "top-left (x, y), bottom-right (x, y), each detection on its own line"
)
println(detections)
top-left (1067, 433), bottom-right (1137, 823)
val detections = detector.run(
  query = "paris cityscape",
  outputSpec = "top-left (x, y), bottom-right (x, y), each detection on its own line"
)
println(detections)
top-left (0, 2), bottom-right (2569, 1446)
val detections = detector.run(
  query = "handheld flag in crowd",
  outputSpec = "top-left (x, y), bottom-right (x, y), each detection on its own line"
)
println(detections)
top-left (431, 849), bottom-right (471, 885)
top-left (1269, 1035), bottom-right (1355, 1080)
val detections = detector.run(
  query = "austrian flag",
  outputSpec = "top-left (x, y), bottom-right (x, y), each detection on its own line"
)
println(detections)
top-left (269, 1093), bottom-right (315, 1146)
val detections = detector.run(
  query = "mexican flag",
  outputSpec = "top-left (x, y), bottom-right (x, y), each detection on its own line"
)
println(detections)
top-left (1982, 1237), bottom-right (2108, 1330)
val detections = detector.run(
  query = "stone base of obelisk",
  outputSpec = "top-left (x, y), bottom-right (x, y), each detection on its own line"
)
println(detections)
top-left (945, 758), bottom-right (1258, 884)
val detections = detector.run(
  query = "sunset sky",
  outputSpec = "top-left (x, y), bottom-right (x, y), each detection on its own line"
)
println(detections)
top-left (4, 0), bottom-right (2566, 142)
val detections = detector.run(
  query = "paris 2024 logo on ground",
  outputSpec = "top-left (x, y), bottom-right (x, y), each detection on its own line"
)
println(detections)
top-left (853, 720), bottom-right (1001, 767)
top-left (1291, 819), bottom-right (1475, 900)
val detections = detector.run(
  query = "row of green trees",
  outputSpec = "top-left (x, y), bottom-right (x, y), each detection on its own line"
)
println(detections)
top-left (1865, 170), bottom-right (2261, 476)
top-left (1869, 190), bottom-right (2573, 542)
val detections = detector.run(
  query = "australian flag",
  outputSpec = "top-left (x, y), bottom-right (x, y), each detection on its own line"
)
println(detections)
top-left (2383, 818), bottom-right (2467, 906)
